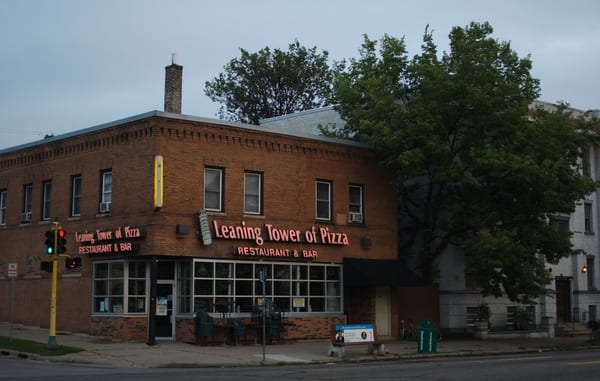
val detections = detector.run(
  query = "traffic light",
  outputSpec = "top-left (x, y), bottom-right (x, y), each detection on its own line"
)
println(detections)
top-left (45, 230), bottom-right (55, 255)
top-left (57, 229), bottom-right (67, 254)
top-left (65, 257), bottom-right (81, 271)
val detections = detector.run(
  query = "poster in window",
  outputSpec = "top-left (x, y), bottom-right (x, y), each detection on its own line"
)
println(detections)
top-left (156, 296), bottom-right (168, 316)
top-left (292, 297), bottom-right (306, 308)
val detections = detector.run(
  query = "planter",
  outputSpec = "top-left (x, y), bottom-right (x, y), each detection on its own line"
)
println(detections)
top-left (474, 320), bottom-right (489, 340)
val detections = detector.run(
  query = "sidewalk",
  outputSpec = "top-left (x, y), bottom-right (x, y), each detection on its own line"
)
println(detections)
top-left (1, 321), bottom-right (597, 368)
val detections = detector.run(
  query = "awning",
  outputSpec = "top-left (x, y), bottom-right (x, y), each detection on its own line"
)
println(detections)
top-left (343, 258), bottom-right (424, 288)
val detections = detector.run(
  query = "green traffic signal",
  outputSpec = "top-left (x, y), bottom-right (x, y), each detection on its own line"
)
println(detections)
top-left (45, 230), bottom-right (55, 255)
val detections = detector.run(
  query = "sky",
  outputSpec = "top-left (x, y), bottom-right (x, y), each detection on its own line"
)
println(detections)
top-left (1, 0), bottom-right (599, 150)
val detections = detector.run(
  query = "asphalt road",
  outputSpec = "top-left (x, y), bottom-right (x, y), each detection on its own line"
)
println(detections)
top-left (2, 349), bottom-right (600, 380)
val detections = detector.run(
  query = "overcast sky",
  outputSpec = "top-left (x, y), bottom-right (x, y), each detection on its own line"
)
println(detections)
top-left (1, 0), bottom-right (599, 150)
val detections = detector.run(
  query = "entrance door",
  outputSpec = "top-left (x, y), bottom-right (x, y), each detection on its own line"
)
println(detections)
top-left (155, 282), bottom-right (175, 339)
top-left (555, 277), bottom-right (571, 322)
top-left (375, 286), bottom-right (391, 336)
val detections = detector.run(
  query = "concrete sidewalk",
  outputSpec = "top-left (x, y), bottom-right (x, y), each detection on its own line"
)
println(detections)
top-left (1, 321), bottom-right (597, 368)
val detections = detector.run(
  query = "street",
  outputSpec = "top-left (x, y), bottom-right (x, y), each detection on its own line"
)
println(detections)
top-left (1, 349), bottom-right (600, 381)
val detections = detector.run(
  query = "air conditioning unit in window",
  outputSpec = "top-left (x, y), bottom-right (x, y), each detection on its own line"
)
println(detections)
top-left (348, 212), bottom-right (363, 223)
top-left (21, 212), bottom-right (32, 221)
top-left (99, 202), bottom-right (111, 213)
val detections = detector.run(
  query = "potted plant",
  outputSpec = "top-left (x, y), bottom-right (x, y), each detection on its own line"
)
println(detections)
top-left (474, 303), bottom-right (490, 338)
top-left (476, 303), bottom-right (490, 326)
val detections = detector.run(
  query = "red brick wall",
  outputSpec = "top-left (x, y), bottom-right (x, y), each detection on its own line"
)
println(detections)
top-left (90, 316), bottom-right (148, 341)
top-left (0, 114), bottom-right (399, 341)
top-left (177, 315), bottom-right (348, 344)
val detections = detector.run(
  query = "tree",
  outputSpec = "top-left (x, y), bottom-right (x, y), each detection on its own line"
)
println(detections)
top-left (332, 22), bottom-right (599, 303)
top-left (205, 40), bottom-right (336, 125)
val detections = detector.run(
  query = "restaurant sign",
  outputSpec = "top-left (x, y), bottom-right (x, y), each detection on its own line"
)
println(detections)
top-left (75, 226), bottom-right (145, 255)
top-left (212, 220), bottom-right (350, 261)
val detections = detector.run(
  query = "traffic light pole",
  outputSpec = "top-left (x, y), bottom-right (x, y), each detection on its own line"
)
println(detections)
top-left (47, 223), bottom-right (60, 348)
top-left (47, 250), bottom-right (58, 348)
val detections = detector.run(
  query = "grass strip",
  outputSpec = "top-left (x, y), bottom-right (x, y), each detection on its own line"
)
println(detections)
top-left (0, 336), bottom-right (84, 356)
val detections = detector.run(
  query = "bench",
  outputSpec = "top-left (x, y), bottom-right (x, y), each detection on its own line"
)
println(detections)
top-left (328, 323), bottom-right (386, 358)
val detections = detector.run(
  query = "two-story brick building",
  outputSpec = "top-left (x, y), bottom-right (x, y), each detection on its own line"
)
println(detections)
top-left (0, 60), bottom-right (433, 343)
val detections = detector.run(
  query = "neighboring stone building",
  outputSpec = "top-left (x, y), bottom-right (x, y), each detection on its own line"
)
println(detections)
top-left (0, 61), bottom-right (435, 343)
top-left (264, 102), bottom-right (600, 337)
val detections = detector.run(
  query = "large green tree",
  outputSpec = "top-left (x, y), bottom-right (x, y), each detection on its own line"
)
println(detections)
top-left (333, 22), bottom-right (599, 302)
top-left (205, 40), bottom-right (336, 125)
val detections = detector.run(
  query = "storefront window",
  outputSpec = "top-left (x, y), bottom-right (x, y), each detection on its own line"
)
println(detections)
top-left (178, 261), bottom-right (192, 313)
top-left (127, 261), bottom-right (147, 313)
top-left (191, 259), bottom-right (342, 314)
top-left (93, 260), bottom-right (147, 314)
top-left (93, 261), bottom-right (124, 314)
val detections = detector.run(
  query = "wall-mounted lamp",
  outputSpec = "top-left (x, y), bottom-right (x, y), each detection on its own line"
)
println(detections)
top-left (360, 237), bottom-right (372, 249)
top-left (581, 265), bottom-right (588, 273)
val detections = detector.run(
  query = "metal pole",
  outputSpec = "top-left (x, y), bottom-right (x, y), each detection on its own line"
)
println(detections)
top-left (147, 258), bottom-right (157, 345)
top-left (47, 224), bottom-right (59, 348)
top-left (262, 273), bottom-right (266, 362)
top-left (9, 277), bottom-right (15, 342)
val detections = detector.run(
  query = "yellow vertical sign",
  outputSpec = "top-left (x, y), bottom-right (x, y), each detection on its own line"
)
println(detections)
top-left (154, 155), bottom-right (164, 208)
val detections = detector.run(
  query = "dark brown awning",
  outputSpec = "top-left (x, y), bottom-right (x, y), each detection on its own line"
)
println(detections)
top-left (343, 258), bottom-right (424, 288)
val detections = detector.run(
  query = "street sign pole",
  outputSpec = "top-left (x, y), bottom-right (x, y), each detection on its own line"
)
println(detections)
top-left (7, 263), bottom-right (17, 342)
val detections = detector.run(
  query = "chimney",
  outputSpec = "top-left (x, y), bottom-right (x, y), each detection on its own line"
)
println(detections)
top-left (164, 53), bottom-right (183, 113)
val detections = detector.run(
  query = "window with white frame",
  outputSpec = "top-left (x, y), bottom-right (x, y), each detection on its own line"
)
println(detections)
top-left (244, 172), bottom-right (262, 215)
top-left (93, 261), bottom-right (124, 313)
top-left (506, 305), bottom-right (535, 329)
top-left (178, 261), bottom-right (192, 313)
top-left (348, 184), bottom-right (363, 223)
top-left (93, 260), bottom-right (147, 314)
top-left (0, 189), bottom-right (6, 226)
top-left (316, 180), bottom-right (332, 220)
top-left (190, 260), bottom-right (342, 314)
top-left (585, 202), bottom-right (594, 233)
top-left (100, 170), bottom-right (112, 213)
top-left (549, 215), bottom-right (570, 235)
top-left (42, 181), bottom-right (52, 221)
top-left (127, 261), bottom-right (148, 313)
top-left (204, 167), bottom-right (223, 212)
top-left (466, 306), bottom-right (480, 327)
top-left (71, 175), bottom-right (82, 217)
top-left (587, 256), bottom-right (595, 291)
top-left (22, 184), bottom-right (32, 221)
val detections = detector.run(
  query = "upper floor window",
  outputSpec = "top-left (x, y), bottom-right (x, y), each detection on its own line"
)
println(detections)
top-left (584, 202), bottom-right (594, 234)
top-left (100, 170), bottom-right (112, 213)
top-left (582, 146), bottom-right (592, 178)
top-left (22, 184), bottom-right (33, 222)
top-left (549, 215), bottom-right (570, 235)
top-left (204, 167), bottom-right (223, 212)
top-left (71, 175), bottom-right (82, 217)
top-left (348, 184), bottom-right (364, 223)
top-left (42, 181), bottom-right (52, 221)
top-left (0, 189), bottom-right (6, 226)
top-left (316, 180), bottom-right (332, 220)
top-left (244, 172), bottom-right (262, 215)
top-left (587, 256), bottom-right (596, 291)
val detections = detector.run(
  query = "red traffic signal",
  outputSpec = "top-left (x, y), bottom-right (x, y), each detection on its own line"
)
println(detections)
top-left (45, 230), bottom-right (55, 255)
top-left (57, 229), bottom-right (67, 254)
top-left (65, 257), bottom-right (81, 271)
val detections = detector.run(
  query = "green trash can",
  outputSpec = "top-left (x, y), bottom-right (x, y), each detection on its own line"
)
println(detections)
top-left (417, 319), bottom-right (438, 353)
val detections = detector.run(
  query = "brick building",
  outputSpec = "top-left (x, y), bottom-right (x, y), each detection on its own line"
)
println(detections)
top-left (0, 61), bottom-right (434, 343)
